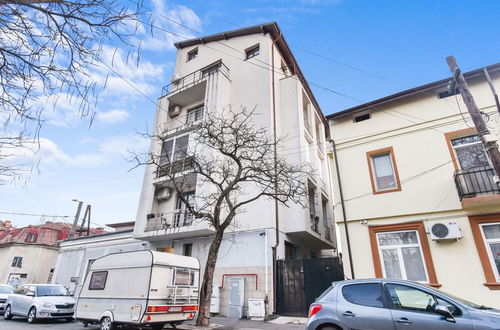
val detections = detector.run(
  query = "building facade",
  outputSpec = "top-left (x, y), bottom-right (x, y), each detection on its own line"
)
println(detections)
top-left (328, 63), bottom-right (500, 307)
top-left (134, 23), bottom-right (337, 316)
top-left (0, 222), bottom-right (103, 287)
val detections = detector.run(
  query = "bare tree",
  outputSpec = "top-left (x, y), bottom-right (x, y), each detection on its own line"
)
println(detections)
top-left (0, 0), bottom-right (140, 182)
top-left (132, 107), bottom-right (307, 326)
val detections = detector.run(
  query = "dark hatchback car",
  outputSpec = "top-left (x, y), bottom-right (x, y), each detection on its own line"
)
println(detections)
top-left (307, 279), bottom-right (500, 330)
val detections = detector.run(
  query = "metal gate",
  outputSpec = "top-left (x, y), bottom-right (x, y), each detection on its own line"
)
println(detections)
top-left (276, 257), bottom-right (344, 316)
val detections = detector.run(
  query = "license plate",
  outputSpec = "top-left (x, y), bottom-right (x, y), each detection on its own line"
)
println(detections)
top-left (168, 306), bottom-right (182, 312)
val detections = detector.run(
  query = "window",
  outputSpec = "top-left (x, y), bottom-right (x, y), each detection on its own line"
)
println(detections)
top-left (187, 48), bottom-right (198, 61)
top-left (342, 283), bottom-right (384, 308)
top-left (183, 243), bottom-right (193, 257)
top-left (160, 135), bottom-right (190, 165)
top-left (186, 105), bottom-right (204, 124)
top-left (36, 285), bottom-right (70, 296)
top-left (481, 223), bottom-right (500, 281)
top-left (367, 147), bottom-right (401, 194)
top-left (173, 268), bottom-right (194, 286)
top-left (369, 222), bottom-right (440, 287)
top-left (438, 88), bottom-right (459, 99)
top-left (354, 113), bottom-right (371, 123)
top-left (285, 241), bottom-right (297, 259)
top-left (14, 285), bottom-right (27, 295)
top-left (25, 233), bottom-right (38, 243)
top-left (245, 44), bottom-right (260, 60)
top-left (89, 271), bottom-right (108, 290)
top-left (202, 62), bottom-right (221, 78)
top-left (26, 286), bottom-right (36, 296)
top-left (12, 257), bottom-right (22, 268)
top-left (451, 134), bottom-right (489, 171)
top-left (386, 284), bottom-right (460, 316)
top-left (377, 231), bottom-right (428, 282)
top-left (175, 192), bottom-right (195, 226)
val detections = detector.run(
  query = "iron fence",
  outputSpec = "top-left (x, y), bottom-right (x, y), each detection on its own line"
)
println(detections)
top-left (454, 166), bottom-right (500, 200)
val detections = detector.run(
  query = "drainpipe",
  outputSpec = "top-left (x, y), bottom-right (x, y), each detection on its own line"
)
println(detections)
top-left (331, 139), bottom-right (355, 279)
top-left (271, 26), bottom-right (282, 314)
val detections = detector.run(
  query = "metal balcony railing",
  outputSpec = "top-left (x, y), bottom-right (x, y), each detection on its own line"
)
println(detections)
top-left (156, 157), bottom-right (194, 178)
top-left (454, 166), bottom-right (500, 200)
top-left (161, 61), bottom-right (230, 97)
top-left (145, 210), bottom-right (194, 232)
top-left (310, 214), bottom-right (320, 233)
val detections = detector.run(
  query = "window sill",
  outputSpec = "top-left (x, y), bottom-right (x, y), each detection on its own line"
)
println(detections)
top-left (484, 282), bottom-right (500, 290)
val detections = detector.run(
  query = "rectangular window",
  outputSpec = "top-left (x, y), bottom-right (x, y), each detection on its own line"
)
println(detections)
top-left (175, 192), bottom-right (195, 226)
top-left (89, 271), bottom-right (108, 290)
top-left (451, 134), bottom-right (489, 171)
top-left (173, 268), bottom-right (194, 286)
top-left (183, 243), bottom-right (193, 257)
top-left (186, 105), bottom-right (204, 124)
top-left (367, 147), bottom-right (401, 194)
top-left (376, 230), bottom-right (428, 282)
top-left (160, 135), bottom-right (190, 164)
top-left (12, 257), bottom-right (22, 268)
top-left (202, 62), bottom-right (221, 78)
top-left (187, 48), bottom-right (198, 61)
top-left (481, 223), bottom-right (500, 281)
top-left (25, 233), bottom-right (38, 243)
top-left (245, 44), bottom-right (260, 60)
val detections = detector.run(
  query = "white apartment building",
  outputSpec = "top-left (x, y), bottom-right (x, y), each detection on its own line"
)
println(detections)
top-left (134, 23), bottom-right (337, 316)
top-left (329, 63), bottom-right (500, 308)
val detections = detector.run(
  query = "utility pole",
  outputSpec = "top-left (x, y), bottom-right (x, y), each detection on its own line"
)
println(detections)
top-left (446, 56), bottom-right (500, 182)
top-left (80, 205), bottom-right (91, 236)
top-left (70, 200), bottom-right (83, 237)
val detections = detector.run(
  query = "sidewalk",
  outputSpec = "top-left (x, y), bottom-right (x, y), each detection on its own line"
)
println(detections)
top-left (181, 316), bottom-right (306, 329)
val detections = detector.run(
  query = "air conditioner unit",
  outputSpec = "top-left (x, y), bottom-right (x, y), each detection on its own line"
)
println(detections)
top-left (428, 221), bottom-right (463, 241)
top-left (169, 105), bottom-right (181, 118)
top-left (155, 187), bottom-right (172, 200)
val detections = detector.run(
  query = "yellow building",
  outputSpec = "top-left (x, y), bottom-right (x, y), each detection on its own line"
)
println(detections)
top-left (328, 63), bottom-right (500, 308)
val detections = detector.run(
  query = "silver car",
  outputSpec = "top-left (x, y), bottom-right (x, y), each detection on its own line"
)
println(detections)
top-left (307, 279), bottom-right (500, 330)
top-left (3, 284), bottom-right (75, 323)
top-left (0, 284), bottom-right (14, 313)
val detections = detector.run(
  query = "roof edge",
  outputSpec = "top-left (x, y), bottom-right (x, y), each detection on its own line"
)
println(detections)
top-left (327, 62), bottom-right (500, 120)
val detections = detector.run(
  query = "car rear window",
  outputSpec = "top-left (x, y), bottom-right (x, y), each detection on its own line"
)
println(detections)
top-left (342, 283), bottom-right (384, 308)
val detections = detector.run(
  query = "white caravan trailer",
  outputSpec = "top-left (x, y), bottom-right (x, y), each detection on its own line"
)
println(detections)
top-left (75, 250), bottom-right (200, 330)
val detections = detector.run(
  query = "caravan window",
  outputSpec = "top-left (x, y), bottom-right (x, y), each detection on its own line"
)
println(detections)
top-left (173, 268), bottom-right (193, 286)
top-left (89, 271), bottom-right (108, 290)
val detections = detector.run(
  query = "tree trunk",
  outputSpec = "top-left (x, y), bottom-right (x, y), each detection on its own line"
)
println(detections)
top-left (196, 229), bottom-right (224, 326)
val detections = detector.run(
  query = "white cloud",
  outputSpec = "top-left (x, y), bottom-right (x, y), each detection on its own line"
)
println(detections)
top-left (98, 133), bottom-right (149, 157)
top-left (96, 109), bottom-right (130, 124)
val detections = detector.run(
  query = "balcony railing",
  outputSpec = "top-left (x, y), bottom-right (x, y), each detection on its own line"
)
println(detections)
top-left (454, 166), bottom-right (500, 200)
top-left (156, 157), bottom-right (194, 178)
top-left (145, 210), bottom-right (194, 232)
top-left (310, 214), bottom-right (320, 233)
top-left (324, 225), bottom-right (332, 242)
top-left (161, 61), bottom-right (230, 97)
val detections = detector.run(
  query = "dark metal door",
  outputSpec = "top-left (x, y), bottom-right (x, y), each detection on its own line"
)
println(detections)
top-left (276, 257), bottom-right (344, 316)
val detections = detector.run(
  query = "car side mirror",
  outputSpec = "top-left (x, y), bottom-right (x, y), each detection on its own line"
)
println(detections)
top-left (434, 305), bottom-right (455, 323)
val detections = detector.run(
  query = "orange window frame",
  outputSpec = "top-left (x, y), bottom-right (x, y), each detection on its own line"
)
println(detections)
top-left (366, 146), bottom-right (402, 194)
top-left (444, 127), bottom-right (477, 171)
top-left (469, 214), bottom-right (500, 290)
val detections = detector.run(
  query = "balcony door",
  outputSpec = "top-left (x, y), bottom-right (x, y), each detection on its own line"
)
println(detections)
top-left (451, 134), bottom-right (496, 197)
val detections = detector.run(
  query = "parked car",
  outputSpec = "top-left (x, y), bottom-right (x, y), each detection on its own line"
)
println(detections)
top-left (75, 250), bottom-right (200, 330)
top-left (307, 279), bottom-right (500, 330)
top-left (3, 284), bottom-right (75, 323)
top-left (0, 284), bottom-right (14, 314)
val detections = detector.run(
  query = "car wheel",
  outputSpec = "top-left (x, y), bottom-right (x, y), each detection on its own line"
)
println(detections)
top-left (319, 326), bottom-right (342, 330)
top-left (100, 316), bottom-right (114, 330)
top-left (3, 305), bottom-right (12, 320)
top-left (27, 307), bottom-right (37, 324)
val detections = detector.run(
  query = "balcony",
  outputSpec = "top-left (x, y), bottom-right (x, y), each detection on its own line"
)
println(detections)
top-left (454, 167), bottom-right (500, 207)
top-left (310, 214), bottom-right (320, 234)
top-left (161, 61), bottom-right (230, 98)
top-left (145, 210), bottom-right (193, 231)
top-left (141, 211), bottom-right (214, 240)
top-left (156, 157), bottom-right (194, 179)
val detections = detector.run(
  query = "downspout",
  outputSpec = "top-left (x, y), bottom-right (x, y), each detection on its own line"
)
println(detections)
top-left (331, 139), bottom-right (355, 279)
top-left (271, 27), bottom-right (282, 315)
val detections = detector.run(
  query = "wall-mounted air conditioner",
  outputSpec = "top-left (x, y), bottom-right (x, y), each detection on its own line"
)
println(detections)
top-left (168, 105), bottom-right (181, 118)
top-left (427, 221), bottom-right (463, 241)
top-left (155, 187), bottom-right (172, 200)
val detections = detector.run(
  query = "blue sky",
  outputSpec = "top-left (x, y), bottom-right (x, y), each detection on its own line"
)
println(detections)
top-left (2, 0), bottom-right (500, 228)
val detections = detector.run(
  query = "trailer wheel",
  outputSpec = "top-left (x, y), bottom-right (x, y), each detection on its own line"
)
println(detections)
top-left (100, 316), bottom-right (114, 330)
top-left (151, 324), bottom-right (165, 330)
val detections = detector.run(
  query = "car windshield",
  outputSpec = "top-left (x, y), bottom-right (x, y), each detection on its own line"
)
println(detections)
top-left (0, 286), bottom-right (13, 294)
top-left (425, 285), bottom-right (482, 308)
top-left (36, 286), bottom-right (70, 297)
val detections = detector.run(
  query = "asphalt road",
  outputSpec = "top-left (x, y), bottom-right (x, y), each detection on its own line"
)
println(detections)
top-left (0, 316), bottom-right (305, 330)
